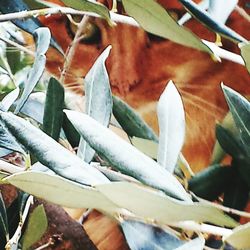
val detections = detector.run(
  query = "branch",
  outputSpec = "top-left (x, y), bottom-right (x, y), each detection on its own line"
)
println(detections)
top-left (0, 7), bottom-right (245, 66)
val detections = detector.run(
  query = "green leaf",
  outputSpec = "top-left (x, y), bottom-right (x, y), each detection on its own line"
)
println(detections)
top-left (175, 237), bottom-right (205, 250)
top-left (239, 41), bottom-right (250, 74)
top-left (97, 182), bottom-right (237, 227)
top-left (1, 88), bottom-right (20, 112)
top-left (0, 111), bottom-right (109, 185)
top-left (223, 170), bottom-right (249, 220)
top-left (157, 81), bottom-right (185, 173)
top-left (0, 192), bottom-right (8, 242)
top-left (0, 121), bottom-right (25, 155)
top-left (215, 124), bottom-right (246, 159)
top-left (188, 165), bottom-right (234, 201)
top-left (224, 222), bottom-right (250, 249)
top-left (112, 95), bottom-right (158, 141)
top-left (60, 0), bottom-right (112, 25)
top-left (22, 205), bottom-right (48, 250)
top-left (122, 0), bottom-right (212, 54)
top-left (131, 137), bottom-right (158, 159)
top-left (211, 112), bottom-right (238, 164)
top-left (78, 46), bottom-right (112, 162)
top-left (62, 113), bottom-right (80, 147)
top-left (43, 77), bottom-right (64, 141)
top-left (15, 27), bottom-right (50, 114)
top-left (208, 0), bottom-right (238, 24)
top-left (5, 171), bottom-right (118, 213)
top-left (222, 85), bottom-right (250, 155)
top-left (65, 110), bottom-right (191, 201)
top-left (121, 220), bottom-right (183, 250)
top-left (0, 0), bottom-right (62, 53)
top-left (179, 0), bottom-right (247, 43)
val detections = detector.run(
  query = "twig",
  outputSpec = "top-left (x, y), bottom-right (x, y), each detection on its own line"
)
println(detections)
top-left (0, 36), bottom-right (35, 57)
top-left (0, 7), bottom-right (245, 66)
top-left (194, 194), bottom-right (250, 219)
top-left (5, 196), bottom-right (34, 249)
top-left (59, 15), bottom-right (90, 84)
top-left (168, 221), bottom-right (232, 237)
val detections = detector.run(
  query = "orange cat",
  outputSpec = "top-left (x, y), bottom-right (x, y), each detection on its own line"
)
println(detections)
top-left (40, 0), bottom-right (250, 172)
top-left (37, 1), bottom-right (250, 249)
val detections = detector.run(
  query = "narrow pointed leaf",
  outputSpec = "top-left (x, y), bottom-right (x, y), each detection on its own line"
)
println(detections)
top-left (188, 165), bottom-right (234, 201)
top-left (60, 0), bottom-right (112, 25)
top-left (179, 0), bottom-right (247, 43)
top-left (0, 111), bottom-right (109, 185)
top-left (78, 46), bottom-right (112, 162)
top-left (239, 42), bottom-right (250, 74)
top-left (222, 85), bottom-right (250, 155)
top-left (121, 220), bottom-right (183, 250)
top-left (43, 77), bottom-right (64, 141)
top-left (0, 121), bottom-right (25, 154)
top-left (178, 0), bottom-right (209, 25)
top-left (15, 28), bottom-right (50, 114)
top-left (211, 112), bottom-right (238, 164)
top-left (224, 222), bottom-right (250, 249)
top-left (157, 81), bottom-right (185, 173)
top-left (113, 95), bottom-right (158, 141)
top-left (122, 0), bottom-right (213, 54)
top-left (0, 0), bottom-right (62, 53)
top-left (175, 237), bottom-right (205, 250)
top-left (5, 172), bottom-right (118, 213)
top-left (22, 205), bottom-right (48, 250)
top-left (215, 124), bottom-right (246, 159)
top-left (97, 182), bottom-right (237, 227)
top-left (208, 0), bottom-right (238, 24)
top-left (1, 88), bottom-right (20, 112)
top-left (65, 110), bottom-right (190, 201)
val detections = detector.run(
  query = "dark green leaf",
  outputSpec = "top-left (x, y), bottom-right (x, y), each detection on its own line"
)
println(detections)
top-left (15, 28), bottom-right (50, 114)
top-left (179, 0), bottom-right (247, 43)
top-left (0, 0), bottom-right (62, 53)
top-left (215, 124), bottom-right (246, 159)
top-left (43, 77), bottom-right (64, 141)
top-left (223, 170), bottom-right (249, 221)
top-left (113, 96), bottom-right (158, 141)
top-left (122, 0), bottom-right (212, 54)
top-left (188, 165), bottom-right (234, 201)
top-left (0, 111), bottom-right (109, 185)
top-left (78, 46), bottom-right (112, 162)
top-left (65, 110), bottom-right (190, 201)
top-left (233, 158), bottom-right (250, 189)
top-left (21, 205), bottom-right (48, 250)
top-left (121, 220), bottom-right (183, 250)
top-left (222, 85), bottom-right (250, 155)
top-left (62, 113), bottom-right (80, 147)
top-left (60, 0), bottom-right (112, 25)
top-left (0, 192), bottom-right (9, 242)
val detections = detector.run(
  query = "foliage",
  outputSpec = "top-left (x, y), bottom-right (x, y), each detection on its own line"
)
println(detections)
top-left (0, 0), bottom-right (249, 249)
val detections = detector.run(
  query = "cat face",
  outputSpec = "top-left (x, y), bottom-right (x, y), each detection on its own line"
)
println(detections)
top-left (40, 0), bottom-right (250, 171)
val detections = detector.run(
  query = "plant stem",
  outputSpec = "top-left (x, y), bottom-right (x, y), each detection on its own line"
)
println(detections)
top-left (0, 7), bottom-right (245, 65)
top-left (5, 196), bottom-right (33, 249)
top-left (59, 15), bottom-right (89, 84)
top-left (0, 159), bottom-right (24, 174)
